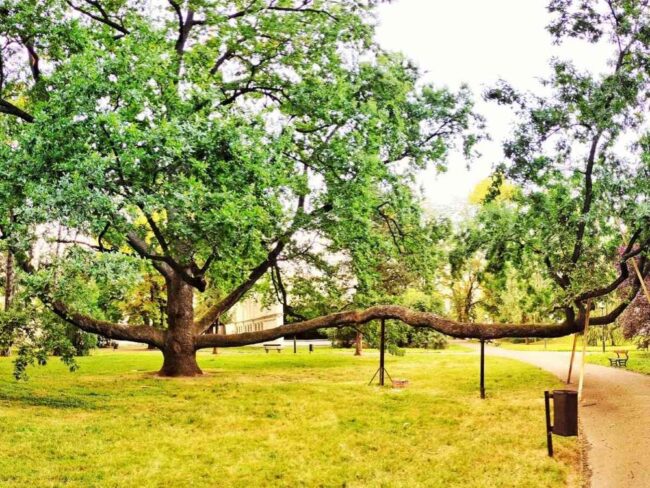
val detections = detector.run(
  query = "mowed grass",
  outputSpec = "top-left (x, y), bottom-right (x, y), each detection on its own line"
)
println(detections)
top-left (496, 335), bottom-right (632, 352)
top-left (583, 350), bottom-right (650, 374)
top-left (0, 347), bottom-right (580, 487)
top-left (497, 336), bottom-right (650, 375)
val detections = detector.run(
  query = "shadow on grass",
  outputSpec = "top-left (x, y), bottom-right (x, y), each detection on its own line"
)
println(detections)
top-left (0, 390), bottom-right (96, 410)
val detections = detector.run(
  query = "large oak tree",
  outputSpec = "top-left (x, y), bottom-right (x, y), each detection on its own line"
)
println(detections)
top-left (0, 0), bottom-right (482, 375)
top-left (0, 0), bottom-right (648, 376)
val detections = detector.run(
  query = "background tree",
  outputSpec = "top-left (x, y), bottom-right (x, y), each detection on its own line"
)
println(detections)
top-left (451, 195), bottom-right (560, 330)
top-left (479, 0), bottom-right (650, 334)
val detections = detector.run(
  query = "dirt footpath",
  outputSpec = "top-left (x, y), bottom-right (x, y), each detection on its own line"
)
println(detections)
top-left (469, 344), bottom-right (650, 488)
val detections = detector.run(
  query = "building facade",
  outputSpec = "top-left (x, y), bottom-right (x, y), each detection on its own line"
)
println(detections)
top-left (223, 297), bottom-right (284, 336)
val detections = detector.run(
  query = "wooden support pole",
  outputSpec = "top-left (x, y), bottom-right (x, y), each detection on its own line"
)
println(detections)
top-left (481, 339), bottom-right (485, 399)
top-left (379, 319), bottom-right (386, 386)
top-left (293, 335), bottom-right (297, 354)
top-left (212, 325), bottom-right (218, 355)
top-left (566, 334), bottom-right (578, 384)
top-left (577, 299), bottom-right (592, 401)
top-left (544, 391), bottom-right (554, 457)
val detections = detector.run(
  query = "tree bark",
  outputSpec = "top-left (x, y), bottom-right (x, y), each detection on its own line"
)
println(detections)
top-left (158, 274), bottom-right (202, 377)
top-left (354, 330), bottom-right (363, 356)
top-left (195, 304), bottom-right (586, 349)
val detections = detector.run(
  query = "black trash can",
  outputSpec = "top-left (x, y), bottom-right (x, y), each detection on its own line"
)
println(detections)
top-left (552, 390), bottom-right (578, 437)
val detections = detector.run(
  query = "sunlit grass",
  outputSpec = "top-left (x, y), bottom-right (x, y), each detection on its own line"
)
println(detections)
top-left (0, 347), bottom-right (580, 487)
top-left (496, 335), bottom-right (633, 352)
top-left (497, 336), bottom-right (649, 375)
top-left (583, 350), bottom-right (650, 375)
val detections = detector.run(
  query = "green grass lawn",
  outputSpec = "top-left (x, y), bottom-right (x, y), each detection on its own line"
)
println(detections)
top-left (495, 335), bottom-right (634, 352)
top-left (496, 337), bottom-right (650, 375)
top-left (0, 347), bottom-right (580, 487)
top-left (583, 350), bottom-right (650, 375)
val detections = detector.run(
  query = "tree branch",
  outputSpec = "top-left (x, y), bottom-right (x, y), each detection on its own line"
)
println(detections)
top-left (590, 261), bottom-right (647, 326)
top-left (126, 232), bottom-right (175, 280)
top-left (168, 1), bottom-right (202, 56)
top-left (227, 1), bottom-right (337, 21)
top-left (571, 132), bottom-right (602, 264)
top-left (65, 0), bottom-right (129, 35)
top-left (23, 40), bottom-right (40, 82)
top-left (51, 300), bottom-right (165, 348)
top-left (194, 239), bottom-right (286, 333)
top-left (195, 198), bottom-right (330, 333)
top-left (0, 99), bottom-right (34, 122)
top-left (195, 305), bottom-right (583, 348)
top-left (10, 247), bottom-right (165, 347)
top-left (574, 233), bottom-right (648, 303)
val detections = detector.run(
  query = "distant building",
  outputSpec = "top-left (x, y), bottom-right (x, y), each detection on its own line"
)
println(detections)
top-left (224, 297), bottom-right (283, 336)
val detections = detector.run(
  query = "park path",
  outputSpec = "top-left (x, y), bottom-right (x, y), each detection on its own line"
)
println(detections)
top-left (466, 343), bottom-right (650, 487)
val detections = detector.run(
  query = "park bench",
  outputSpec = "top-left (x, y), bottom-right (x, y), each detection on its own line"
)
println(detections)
top-left (263, 343), bottom-right (283, 353)
top-left (608, 350), bottom-right (628, 368)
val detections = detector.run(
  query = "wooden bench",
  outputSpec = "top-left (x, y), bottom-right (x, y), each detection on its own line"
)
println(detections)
top-left (608, 350), bottom-right (629, 368)
top-left (263, 343), bottom-right (283, 353)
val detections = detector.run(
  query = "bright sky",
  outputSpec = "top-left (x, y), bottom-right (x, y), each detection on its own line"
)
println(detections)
top-left (375, 0), bottom-right (609, 215)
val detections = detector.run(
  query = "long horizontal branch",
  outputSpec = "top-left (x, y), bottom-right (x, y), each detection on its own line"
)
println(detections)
top-left (195, 202), bottom-right (332, 333)
top-left (51, 300), bottom-right (165, 348)
top-left (194, 305), bottom-right (583, 349)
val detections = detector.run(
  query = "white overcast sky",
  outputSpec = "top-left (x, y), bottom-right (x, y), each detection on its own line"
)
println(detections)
top-left (375, 0), bottom-right (610, 215)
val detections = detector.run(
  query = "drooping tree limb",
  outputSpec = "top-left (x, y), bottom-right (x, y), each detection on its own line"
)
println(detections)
top-left (51, 301), bottom-right (165, 347)
top-left (574, 236), bottom-right (648, 303)
top-left (194, 305), bottom-right (584, 349)
top-left (10, 248), bottom-right (165, 347)
top-left (0, 99), bottom-right (34, 122)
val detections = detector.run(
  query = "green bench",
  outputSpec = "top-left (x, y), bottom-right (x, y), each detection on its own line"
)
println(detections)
top-left (608, 350), bottom-right (628, 368)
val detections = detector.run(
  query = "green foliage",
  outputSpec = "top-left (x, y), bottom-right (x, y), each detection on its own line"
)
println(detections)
top-left (0, 0), bottom-right (480, 357)
top-left (1, 303), bottom-right (80, 381)
top-left (325, 285), bottom-right (448, 352)
top-left (469, 1), bottom-right (650, 323)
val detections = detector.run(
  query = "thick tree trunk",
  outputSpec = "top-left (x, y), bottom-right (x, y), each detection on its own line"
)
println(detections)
top-left (159, 341), bottom-right (202, 376)
top-left (158, 274), bottom-right (202, 377)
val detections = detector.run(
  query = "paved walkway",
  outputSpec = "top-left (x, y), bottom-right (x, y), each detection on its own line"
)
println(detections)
top-left (468, 343), bottom-right (650, 487)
